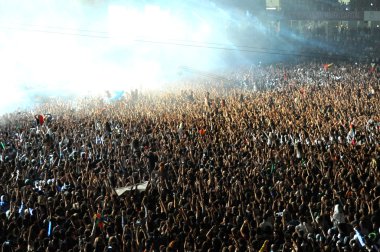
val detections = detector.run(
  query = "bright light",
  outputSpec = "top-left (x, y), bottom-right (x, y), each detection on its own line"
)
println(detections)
top-left (0, 0), bottom-right (235, 114)
top-left (107, 5), bottom-right (140, 44)
top-left (107, 4), bottom-right (187, 43)
top-left (128, 60), bottom-right (163, 91)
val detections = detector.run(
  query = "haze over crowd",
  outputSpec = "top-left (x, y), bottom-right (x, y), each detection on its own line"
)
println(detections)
top-left (0, 0), bottom-right (246, 113)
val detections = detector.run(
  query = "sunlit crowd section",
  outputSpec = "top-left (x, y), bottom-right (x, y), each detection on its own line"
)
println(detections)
top-left (0, 61), bottom-right (379, 252)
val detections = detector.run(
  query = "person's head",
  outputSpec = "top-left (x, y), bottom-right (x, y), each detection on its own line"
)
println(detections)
top-left (2, 241), bottom-right (12, 252)
top-left (94, 237), bottom-right (105, 252)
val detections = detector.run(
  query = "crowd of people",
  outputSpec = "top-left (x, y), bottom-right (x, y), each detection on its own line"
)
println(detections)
top-left (0, 61), bottom-right (379, 251)
top-left (295, 25), bottom-right (380, 61)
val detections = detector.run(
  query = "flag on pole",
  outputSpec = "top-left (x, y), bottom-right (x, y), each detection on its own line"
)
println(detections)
top-left (370, 63), bottom-right (377, 73)
top-left (323, 63), bottom-right (333, 71)
top-left (94, 213), bottom-right (105, 229)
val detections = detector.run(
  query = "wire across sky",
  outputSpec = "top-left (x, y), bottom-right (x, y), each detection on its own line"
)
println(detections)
top-left (0, 23), bottom-right (349, 60)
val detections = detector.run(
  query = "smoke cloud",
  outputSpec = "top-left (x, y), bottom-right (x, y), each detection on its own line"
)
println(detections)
top-left (0, 0), bottom-right (299, 114)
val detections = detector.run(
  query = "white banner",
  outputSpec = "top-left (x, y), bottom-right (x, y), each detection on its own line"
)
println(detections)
top-left (115, 181), bottom-right (149, 196)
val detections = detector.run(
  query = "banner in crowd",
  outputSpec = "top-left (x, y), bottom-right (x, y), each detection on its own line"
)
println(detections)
top-left (115, 181), bottom-right (149, 196)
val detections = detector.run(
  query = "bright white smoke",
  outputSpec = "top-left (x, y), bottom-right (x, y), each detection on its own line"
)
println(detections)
top-left (0, 0), bottom-right (266, 114)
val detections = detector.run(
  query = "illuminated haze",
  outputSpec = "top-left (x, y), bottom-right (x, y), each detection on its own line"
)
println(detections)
top-left (0, 0), bottom-right (280, 114)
